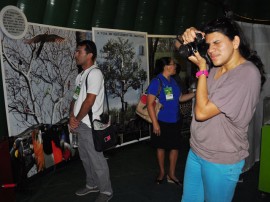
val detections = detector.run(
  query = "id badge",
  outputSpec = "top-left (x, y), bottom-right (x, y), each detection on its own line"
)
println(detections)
top-left (73, 86), bottom-right (81, 100)
top-left (164, 86), bottom-right (173, 100)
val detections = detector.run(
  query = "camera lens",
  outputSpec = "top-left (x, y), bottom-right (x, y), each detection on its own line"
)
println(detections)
top-left (178, 44), bottom-right (194, 58)
top-left (177, 33), bottom-right (205, 58)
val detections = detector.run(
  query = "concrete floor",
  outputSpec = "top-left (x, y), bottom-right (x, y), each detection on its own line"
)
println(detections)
top-left (15, 137), bottom-right (270, 202)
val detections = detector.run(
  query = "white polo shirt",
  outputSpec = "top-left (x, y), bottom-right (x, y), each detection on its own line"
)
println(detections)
top-left (73, 65), bottom-right (104, 128)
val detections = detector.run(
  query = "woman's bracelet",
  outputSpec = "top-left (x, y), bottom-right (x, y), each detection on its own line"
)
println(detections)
top-left (196, 70), bottom-right (209, 78)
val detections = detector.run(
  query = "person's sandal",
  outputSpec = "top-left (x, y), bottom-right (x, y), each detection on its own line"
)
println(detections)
top-left (156, 175), bottom-right (165, 184)
top-left (167, 175), bottom-right (182, 186)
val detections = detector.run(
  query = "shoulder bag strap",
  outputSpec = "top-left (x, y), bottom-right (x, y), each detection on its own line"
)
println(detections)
top-left (145, 77), bottom-right (162, 98)
top-left (156, 77), bottom-right (163, 99)
top-left (85, 68), bottom-right (109, 126)
top-left (85, 68), bottom-right (95, 127)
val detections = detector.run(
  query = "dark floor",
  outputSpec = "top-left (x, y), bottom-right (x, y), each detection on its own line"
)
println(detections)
top-left (15, 136), bottom-right (270, 202)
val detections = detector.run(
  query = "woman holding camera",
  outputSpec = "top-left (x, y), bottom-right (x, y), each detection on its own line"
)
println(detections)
top-left (147, 57), bottom-right (195, 185)
top-left (175, 17), bottom-right (265, 201)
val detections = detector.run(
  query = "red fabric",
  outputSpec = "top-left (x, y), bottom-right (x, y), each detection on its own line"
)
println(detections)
top-left (62, 148), bottom-right (71, 161)
top-left (51, 141), bottom-right (62, 164)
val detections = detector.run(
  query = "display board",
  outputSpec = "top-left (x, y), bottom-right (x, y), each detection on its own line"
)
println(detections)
top-left (93, 27), bottom-right (150, 145)
top-left (0, 22), bottom-right (89, 136)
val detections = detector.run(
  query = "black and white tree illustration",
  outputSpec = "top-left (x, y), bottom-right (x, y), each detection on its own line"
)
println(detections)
top-left (0, 24), bottom-right (79, 136)
top-left (98, 37), bottom-right (147, 113)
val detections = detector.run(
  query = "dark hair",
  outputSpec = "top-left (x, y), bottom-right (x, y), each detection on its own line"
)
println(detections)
top-left (154, 57), bottom-right (172, 75)
top-left (203, 17), bottom-right (266, 88)
top-left (77, 40), bottom-right (97, 61)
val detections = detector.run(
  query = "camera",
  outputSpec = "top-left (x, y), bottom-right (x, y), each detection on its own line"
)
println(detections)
top-left (177, 33), bottom-right (208, 58)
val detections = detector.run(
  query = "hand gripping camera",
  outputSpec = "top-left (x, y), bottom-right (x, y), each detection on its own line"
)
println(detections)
top-left (177, 33), bottom-right (208, 58)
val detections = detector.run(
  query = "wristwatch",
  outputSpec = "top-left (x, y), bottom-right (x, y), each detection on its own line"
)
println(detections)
top-left (196, 70), bottom-right (209, 78)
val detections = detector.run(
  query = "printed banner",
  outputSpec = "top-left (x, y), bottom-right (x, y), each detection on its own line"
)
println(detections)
top-left (93, 28), bottom-right (150, 143)
top-left (0, 22), bottom-right (91, 136)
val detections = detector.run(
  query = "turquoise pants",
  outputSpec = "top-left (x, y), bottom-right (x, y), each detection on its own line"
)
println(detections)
top-left (181, 149), bottom-right (244, 202)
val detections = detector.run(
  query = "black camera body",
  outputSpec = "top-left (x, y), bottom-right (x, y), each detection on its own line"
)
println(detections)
top-left (178, 33), bottom-right (208, 58)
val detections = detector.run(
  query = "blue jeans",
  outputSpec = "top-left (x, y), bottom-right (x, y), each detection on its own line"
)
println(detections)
top-left (181, 149), bottom-right (244, 202)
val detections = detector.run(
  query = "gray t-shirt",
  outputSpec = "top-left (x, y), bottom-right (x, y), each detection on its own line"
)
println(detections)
top-left (190, 61), bottom-right (261, 164)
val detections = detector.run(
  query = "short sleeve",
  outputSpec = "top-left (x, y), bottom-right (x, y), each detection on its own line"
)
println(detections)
top-left (147, 78), bottom-right (160, 96)
top-left (86, 69), bottom-right (103, 95)
top-left (210, 64), bottom-right (260, 127)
